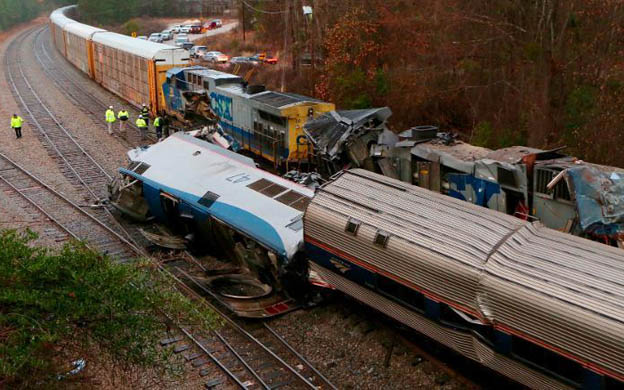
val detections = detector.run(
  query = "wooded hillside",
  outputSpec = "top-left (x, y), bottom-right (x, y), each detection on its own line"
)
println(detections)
top-left (249, 0), bottom-right (624, 167)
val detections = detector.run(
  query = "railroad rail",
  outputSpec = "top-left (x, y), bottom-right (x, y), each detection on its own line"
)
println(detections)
top-left (169, 261), bottom-right (338, 390)
top-left (6, 29), bottom-right (111, 201)
top-left (0, 151), bottom-right (138, 260)
top-left (5, 28), bottom-right (141, 242)
top-left (33, 27), bottom-right (156, 147)
top-left (5, 25), bottom-right (336, 390)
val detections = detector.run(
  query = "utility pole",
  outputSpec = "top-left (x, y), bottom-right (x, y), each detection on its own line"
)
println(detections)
top-left (281, 0), bottom-right (289, 92)
top-left (241, 0), bottom-right (246, 41)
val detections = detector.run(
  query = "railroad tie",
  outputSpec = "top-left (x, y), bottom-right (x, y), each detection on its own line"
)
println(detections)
top-left (183, 352), bottom-right (203, 362)
top-left (204, 378), bottom-right (223, 389)
top-left (160, 336), bottom-right (183, 346)
top-left (192, 358), bottom-right (209, 368)
top-left (173, 344), bottom-right (190, 353)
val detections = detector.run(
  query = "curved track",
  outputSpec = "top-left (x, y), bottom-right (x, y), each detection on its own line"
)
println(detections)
top-left (33, 27), bottom-right (155, 147)
top-left (4, 26), bottom-right (338, 389)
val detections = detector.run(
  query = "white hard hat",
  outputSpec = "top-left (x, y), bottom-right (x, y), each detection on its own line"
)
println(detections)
top-left (139, 115), bottom-right (143, 118)
top-left (142, 103), bottom-right (146, 106)
top-left (109, 106), bottom-right (113, 109)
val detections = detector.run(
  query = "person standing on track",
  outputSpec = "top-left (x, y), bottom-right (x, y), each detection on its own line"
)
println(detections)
top-left (154, 115), bottom-right (163, 139)
top-left (10, 114), bottom-right (24, 139)
top-left (105, 106), bottom-right (116, 135)
top-left (117, 108), bottom-right (129, 134)
top-left (140, 104), bottom-right (150, 127)
top-left (136, 115), bottom-right (148, 141)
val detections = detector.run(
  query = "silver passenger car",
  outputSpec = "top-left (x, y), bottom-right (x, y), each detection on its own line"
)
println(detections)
top-left (305, 168), bottom-right (624, 390)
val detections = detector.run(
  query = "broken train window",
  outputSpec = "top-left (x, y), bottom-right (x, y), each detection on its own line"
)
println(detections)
top-left (535, 168), bottom-right (571, 201)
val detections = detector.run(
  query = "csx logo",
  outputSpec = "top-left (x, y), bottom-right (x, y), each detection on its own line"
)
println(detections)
top-left (210, 92), bottom-right (233, 121)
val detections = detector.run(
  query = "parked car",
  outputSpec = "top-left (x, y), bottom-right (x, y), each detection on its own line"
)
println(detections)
top-left (180, 26), bottom-right (192, 34)
top-left (171, 25), bottom-right (183, 33)
top-left (177, 33), bottom-right (188, 40)
top-left (137, 36), bottom-right (147, 40)
top-left (190, 25), bottom-right (202, 34)
top-left (182, 42), bottom-right (194, 50)
top-left (175, 37), bottom-right (189, 47)
top-left (190, 46), bottom-right (208, 58)
top-left (203, 51), bottom-right (229, 63)
top-left (230, 56), bottom-right (261, 65)
top-left (205, 19), bottom-right (223, 30)
top-left (160, 30), bottom-right (173, 40)
top-left (148, 33), bottom-right (163, 43)
top-left (251, 52), bottom-right (278, 65)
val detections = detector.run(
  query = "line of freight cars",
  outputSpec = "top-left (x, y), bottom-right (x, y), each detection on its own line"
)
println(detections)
top-left (110, 132), bottom-right (624, 390)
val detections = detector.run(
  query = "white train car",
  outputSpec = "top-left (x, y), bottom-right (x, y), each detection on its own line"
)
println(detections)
top-left (111, 132), bottom-right (313, 281)
top-left (49, 6), bottom-right (189, 115)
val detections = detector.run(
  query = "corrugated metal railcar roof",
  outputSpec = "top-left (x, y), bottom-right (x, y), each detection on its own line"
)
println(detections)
top-left (250, 91), bottom-right (320, 109)
top-left (92, 32), bottom-right (188, 62)
top-left (305, 168), bottom-right (525, 314)
top-left (307, 168), bottom-right (624, 380)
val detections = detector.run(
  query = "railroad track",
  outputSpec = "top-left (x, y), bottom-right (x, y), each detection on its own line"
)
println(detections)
top-left (6, 25), bottom-right (337, 389)
top-left (0, 151), bottom-right (137, 260)
top-left (4, 28), bottom-right (141, 240)
top-left (168, 260), bottom-right (337, 390)
top-left (33, 27), bottom-right (156, 147)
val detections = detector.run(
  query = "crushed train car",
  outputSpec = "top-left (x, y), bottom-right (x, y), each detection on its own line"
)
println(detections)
top-left (162, 66), bottom-right (335, 166)
top-left (384, 131), bottom-right (624, 246)
top-left (302, 107), bottom-right (395, 176)
top-left (109, 133), bottom-right (314, 300)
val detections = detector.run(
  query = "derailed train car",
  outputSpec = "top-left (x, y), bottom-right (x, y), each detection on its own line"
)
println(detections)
top-left (111, 135), bottom-right (624, 389)
top-left (305, 169), bottom-right (624, 390)
top-left (109, 132), bottom-right (313, 293)
top-left (161, 66), bottom-right (336, 166)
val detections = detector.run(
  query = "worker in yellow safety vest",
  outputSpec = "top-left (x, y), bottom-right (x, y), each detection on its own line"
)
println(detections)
top-left (140, 104), bottom-right (150, 126)
top-left (154, 116), bottom-right (163, 139)
top-left (105, 106), bottom-right (116, 135)
top-left (10, 113), bottom-right (24, 139)
top-left (117, 109), bottom-right (129, 134)
top-left (136, 115), bottom-right (148, 141)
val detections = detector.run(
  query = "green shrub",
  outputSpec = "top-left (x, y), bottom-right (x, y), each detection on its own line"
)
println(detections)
top-left (0, 230), bottom-right (217, 389)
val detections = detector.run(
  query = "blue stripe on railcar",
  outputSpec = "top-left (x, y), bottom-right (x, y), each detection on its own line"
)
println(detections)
top-left (120, 168), bottom-right (287, 257)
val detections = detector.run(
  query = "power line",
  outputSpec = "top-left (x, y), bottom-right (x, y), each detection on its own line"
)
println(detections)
top-left (241, 0), bottom-right (286, 15)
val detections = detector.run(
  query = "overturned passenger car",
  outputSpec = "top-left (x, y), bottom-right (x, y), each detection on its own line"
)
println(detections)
top-left (109, 132), bottom-right (313, 296)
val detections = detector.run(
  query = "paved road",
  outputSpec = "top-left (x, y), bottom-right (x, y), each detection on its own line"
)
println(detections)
top-left (164, 21), bottom-right (238, 45)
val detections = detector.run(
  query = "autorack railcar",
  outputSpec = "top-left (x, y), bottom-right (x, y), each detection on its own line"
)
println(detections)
top-left (50, 6), bottom-right (189, 116)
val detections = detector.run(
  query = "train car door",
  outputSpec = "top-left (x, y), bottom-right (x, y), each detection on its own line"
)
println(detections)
top-left (159, 192), bottom-right (195, 237)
